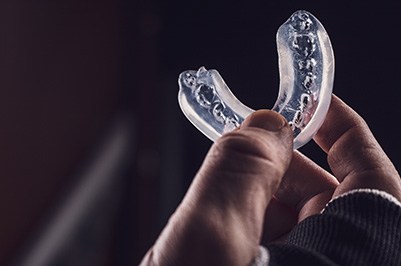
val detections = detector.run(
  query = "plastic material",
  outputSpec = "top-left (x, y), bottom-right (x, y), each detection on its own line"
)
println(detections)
top-left (178, 10), bottom-right (334, 149)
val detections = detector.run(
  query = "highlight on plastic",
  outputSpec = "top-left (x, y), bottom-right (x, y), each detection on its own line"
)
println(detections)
top-left (178, 10), bottom-right (334, 149)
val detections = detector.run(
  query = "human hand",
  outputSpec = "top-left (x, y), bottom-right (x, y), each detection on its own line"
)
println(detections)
top-left (141, 108), bottom-right (294, 266)
top-left (140, 95), bottom-right (401, 266)
top-left (262, 95), bottom-right (401, 243)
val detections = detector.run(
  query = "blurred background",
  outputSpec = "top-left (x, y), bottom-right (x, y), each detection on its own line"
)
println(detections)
top-left (1, 0), bottom-right (400, 265)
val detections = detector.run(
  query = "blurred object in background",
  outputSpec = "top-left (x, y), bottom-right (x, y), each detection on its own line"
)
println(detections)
top-left (14, 116), bottom-right (134, 266)
top-left (0, 0), bottom-right (130, 265)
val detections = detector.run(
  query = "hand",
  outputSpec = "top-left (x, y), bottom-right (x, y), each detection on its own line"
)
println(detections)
top-left (262, 95), bottom-right (401, 243)
top-left (141, 109), bottom-right (294, 266)
top-left (140, 95), bottom-right (401, 266)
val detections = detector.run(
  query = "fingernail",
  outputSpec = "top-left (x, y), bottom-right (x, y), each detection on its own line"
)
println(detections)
top-left (242, 110), bottom-right (287, 131)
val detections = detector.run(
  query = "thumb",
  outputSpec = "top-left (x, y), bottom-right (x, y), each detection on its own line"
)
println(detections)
top-left (142, 110), bottom-right (293, 266)
top-left (194, 110), bottom-right (294, 210)
top-left (182, 110), bottom-right (293, 264)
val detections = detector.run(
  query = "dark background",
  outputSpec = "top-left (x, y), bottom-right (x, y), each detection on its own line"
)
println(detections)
top-left (1, 0), bottom-right (400, 265)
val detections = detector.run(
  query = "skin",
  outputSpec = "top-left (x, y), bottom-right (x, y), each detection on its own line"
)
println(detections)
top-left (140, 95), bottom-right (401, 266)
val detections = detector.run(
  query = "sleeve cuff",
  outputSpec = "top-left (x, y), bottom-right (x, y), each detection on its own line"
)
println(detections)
top-left (249, 246), bottom-right (269, 266)
top-left (322, 188), bottom-right (401, 213)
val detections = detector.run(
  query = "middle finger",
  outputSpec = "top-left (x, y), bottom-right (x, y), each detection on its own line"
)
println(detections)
top-left (275, 151), bottom-right (338, 217)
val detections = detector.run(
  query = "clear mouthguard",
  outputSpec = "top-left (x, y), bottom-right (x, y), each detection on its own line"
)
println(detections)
top-left (178, 10), bottom-right (334, 149)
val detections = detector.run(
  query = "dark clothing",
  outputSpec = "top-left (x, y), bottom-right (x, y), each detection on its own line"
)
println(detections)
top-left (267, 190), bottom-right (401, 266)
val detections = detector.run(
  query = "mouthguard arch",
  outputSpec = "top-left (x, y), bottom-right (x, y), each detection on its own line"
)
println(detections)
top-left (178, 10), bottom-right (334, 149)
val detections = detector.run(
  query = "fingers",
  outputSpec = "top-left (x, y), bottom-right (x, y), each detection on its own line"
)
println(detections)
top-left (262, 151), bottom-right (338, 242)
top-left (197, 110), bottom-right (293, 210)
top-left (143, 110), bottom-right (293, 266)
top-left (188, 110), bottom-right (294, 243)
top-left (262, 197), bottom-right (298, 243)
top-left (187, 110), bottom-right (293, 263)
top-left (314, 95), bottom-right (401, 200)
top-left (276, 151), bottom-right (338, 218)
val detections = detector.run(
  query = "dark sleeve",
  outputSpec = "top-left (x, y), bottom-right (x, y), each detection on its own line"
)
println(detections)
top-left (266, 189), bottom-right (401, 266)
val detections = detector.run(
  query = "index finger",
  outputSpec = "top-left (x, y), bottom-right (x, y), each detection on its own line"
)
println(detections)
top-left (313, 95), bottom-right (401, 199)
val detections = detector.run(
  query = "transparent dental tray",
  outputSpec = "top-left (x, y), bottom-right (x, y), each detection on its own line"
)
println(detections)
top-left (178, 10), bottom-right (334, 149)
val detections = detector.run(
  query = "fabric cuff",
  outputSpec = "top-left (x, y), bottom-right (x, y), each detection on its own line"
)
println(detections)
top-left (322, 188), bottom-right (401, 213)
top-left (249, 246), bottom-right (269, 266)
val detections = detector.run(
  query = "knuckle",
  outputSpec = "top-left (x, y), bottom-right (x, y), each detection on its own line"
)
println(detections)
top-left (201, 129), bottom-right (292, 193)
top-left (214, 130), bottom-right (273, 162)
top-left (209, 129), bottom-right (290, 176)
